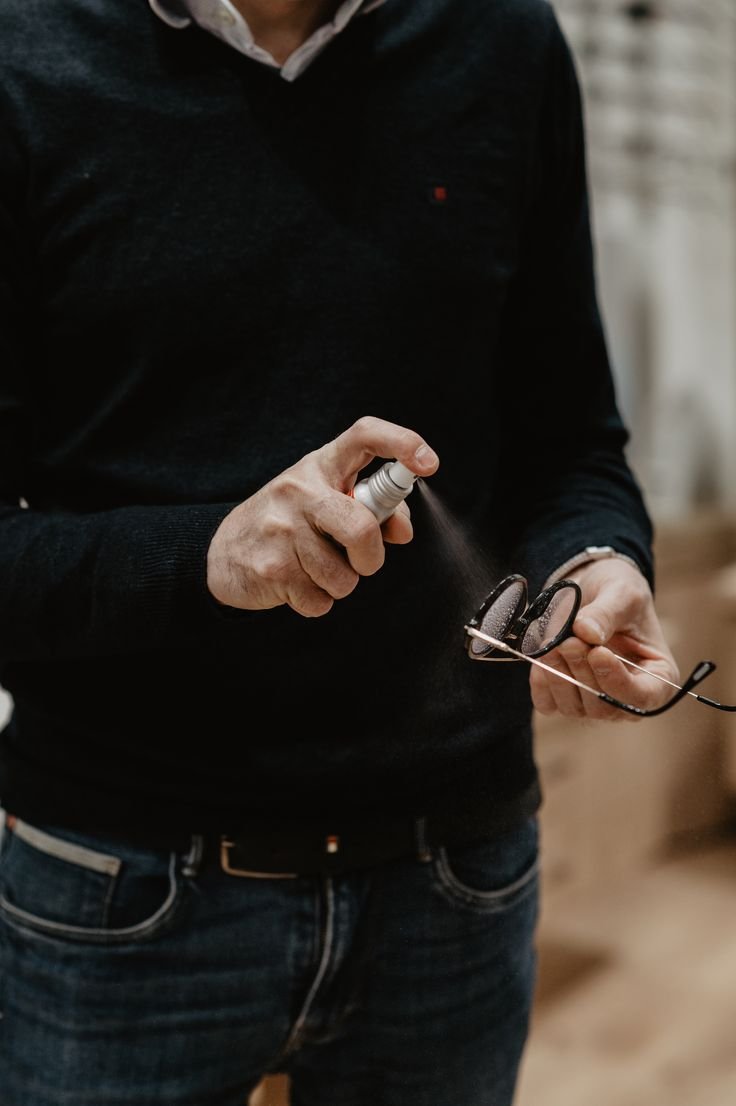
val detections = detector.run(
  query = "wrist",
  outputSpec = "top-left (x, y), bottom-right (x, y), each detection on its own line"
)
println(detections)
top-left (543, 546), bottom-right (643, 590)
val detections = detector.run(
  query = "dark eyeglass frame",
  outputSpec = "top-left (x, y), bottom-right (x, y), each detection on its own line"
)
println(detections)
top-left (465, 573), bottom-right (582, 662)
top-left (464, 573), bottom-right (733, 718)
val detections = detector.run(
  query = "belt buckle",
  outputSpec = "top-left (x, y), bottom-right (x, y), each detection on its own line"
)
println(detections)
top-left (219, 836), bottom-right (298, 880)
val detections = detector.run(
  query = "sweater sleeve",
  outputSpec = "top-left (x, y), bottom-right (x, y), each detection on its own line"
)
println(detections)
top-left (491, 10), bottom-right (655, 597)
top-left (0, 110), bottom-right (238, 664)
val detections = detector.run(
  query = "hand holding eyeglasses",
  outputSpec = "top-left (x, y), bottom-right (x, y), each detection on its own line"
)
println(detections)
top-left (465, 559), bottom-right (733, 720)
top-left (529, 558), bottom-right (682, 721)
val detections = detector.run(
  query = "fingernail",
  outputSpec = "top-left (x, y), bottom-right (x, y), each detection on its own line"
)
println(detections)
top-left (414, 444), bottom-right (438, 468)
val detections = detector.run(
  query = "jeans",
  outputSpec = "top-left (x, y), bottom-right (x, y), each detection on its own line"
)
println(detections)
top-left (0, 810), bottom-right (539, 1106)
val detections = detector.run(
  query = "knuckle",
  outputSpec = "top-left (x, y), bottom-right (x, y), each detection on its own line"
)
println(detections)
top-left (350, 512), bottom-right (379, 544)
top-left (257, 552), bottom-right (292, 583)
top-left (323, 560), bottom-right (359, 597)
top-left (564, 645), bottom-right (588, 667)
top-left (271, 473), bottom-right (303, 503)
top-left (351, 415), bottom-right (378, 438)
top-left (631, 575), bottom-right (652, 604)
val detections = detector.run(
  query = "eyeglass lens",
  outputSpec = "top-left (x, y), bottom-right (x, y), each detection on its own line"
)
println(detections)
top-left (473, 578), bottom-right (526, 655)
top-left (521, 587), bottom-right (578, 655)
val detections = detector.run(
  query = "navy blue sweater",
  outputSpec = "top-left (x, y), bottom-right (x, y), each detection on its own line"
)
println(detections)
top-left (0, 0), bottom-right (653, 840)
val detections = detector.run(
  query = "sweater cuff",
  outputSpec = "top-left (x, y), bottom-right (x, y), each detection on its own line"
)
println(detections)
top-left (133, 501), bottom-right (239, 634)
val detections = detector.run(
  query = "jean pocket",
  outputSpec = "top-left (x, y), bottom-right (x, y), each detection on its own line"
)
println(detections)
top-left (432, 816), bottom-right (539, 913)
top-left (0, 818), bottom-right (182, 944)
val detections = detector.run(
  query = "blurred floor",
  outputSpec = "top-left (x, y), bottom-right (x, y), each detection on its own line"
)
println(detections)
top-left (515, 826), bottom-right (736, 1106)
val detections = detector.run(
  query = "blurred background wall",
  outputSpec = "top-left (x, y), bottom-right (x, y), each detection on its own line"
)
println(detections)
top-left (534, 0), bottom-right (736, 948)
top-left (553, 0), bottom-right (736, 520)
top-left (513, 6), bottom-right (736, 1104)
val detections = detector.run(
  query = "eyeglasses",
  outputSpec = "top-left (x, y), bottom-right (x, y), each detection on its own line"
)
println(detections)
top-left (464, 573), bottom-right (735, 718)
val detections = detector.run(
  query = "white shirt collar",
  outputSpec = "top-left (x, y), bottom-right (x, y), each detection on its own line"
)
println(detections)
top-left (149, 0), bottom-right (386, 81)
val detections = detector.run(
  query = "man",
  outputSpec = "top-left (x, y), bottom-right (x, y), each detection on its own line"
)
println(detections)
top-left (0, 1), bottom-right (680, 1103)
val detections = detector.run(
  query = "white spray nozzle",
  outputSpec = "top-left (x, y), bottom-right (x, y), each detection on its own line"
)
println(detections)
top-left (386, 460), bottom-right (417, 491)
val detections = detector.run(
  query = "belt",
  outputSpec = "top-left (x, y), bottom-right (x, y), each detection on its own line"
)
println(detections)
top-left (216, 815), bottom-right (433, 879)
top-left (211, 795), bottom-right (537, 879)
top-left (2, 787), bottom-right (539, 879)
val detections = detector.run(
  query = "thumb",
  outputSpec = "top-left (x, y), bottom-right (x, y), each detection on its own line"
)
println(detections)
top-left (573, 603), bottom-right (612, 646)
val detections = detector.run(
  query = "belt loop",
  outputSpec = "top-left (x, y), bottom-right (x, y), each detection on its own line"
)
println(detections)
top-left (414, 816), bottom-right (432, 863)
top-left (181, 834), bottom-right (204, 878)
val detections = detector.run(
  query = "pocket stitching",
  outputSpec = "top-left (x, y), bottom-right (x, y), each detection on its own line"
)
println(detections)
top-left (433, 847), bottom-right (539, 911)
top-left (10, 819), bottom-right (121, 876)
top-left (0, 852), bottom-right (181, 944)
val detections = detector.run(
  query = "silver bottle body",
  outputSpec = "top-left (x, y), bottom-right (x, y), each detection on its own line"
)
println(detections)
top-left (352, 460), bottom-right (417, 522)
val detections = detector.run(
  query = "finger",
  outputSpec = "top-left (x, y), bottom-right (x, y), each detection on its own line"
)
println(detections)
top-left (326, 416), bottom-right (440, 485)
top-left (606, 631), bottom-right (681, 684)
top-left (254, 544), bottom-right (339, 619)
top-left (587, 645), bottom-right (673, 713)
top-left (294, 523), bottom-right (360, 602)
top-left (573, 572), bottom-right (651, 647)
top-left (555, 638), bottom-right (623, 722)
top-left (529, 667), bottom-right (558, 716)
top-left (285, 577), bottom-right (336, 619)
top-left (534, 651), bottom-right (587, 718)
top-left (311, 493), bottom-right (386, 576)
top-left (381, 500), bottom-right (413, 545)
top-left (532, 643), bottom-right (621, 722)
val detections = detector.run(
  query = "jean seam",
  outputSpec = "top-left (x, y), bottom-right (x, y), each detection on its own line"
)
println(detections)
top-left (100, 865), bottom-right (119, 928)
top-left (277, 876), bottom-right (335, 1060)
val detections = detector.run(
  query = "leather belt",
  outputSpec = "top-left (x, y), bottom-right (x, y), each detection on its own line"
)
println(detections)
top-left (211, 793), bottom-right (540, 879)
top-left (217, 815), bottom-right (433, 879)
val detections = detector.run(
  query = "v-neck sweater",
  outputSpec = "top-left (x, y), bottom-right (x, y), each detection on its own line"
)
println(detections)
top-left (0, 0), bottom-right (654, 840)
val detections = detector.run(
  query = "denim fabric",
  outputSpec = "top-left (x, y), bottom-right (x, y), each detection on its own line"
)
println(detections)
top-left (0, 813), bottom-right (539, 1106)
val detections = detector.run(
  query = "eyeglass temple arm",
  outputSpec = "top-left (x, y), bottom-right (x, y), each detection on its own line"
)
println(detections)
top-left (691, 693), bottom-right (736, 712)
top-left (601, 659), bottom-right (716, 717)
top-left (610, 653), bottom-right (736, 712)
top-left (464, 626), bottom-right (717, 718)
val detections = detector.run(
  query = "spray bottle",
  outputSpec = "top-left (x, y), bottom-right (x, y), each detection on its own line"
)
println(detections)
top-left (352, 460), bottom-right (418, 523)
